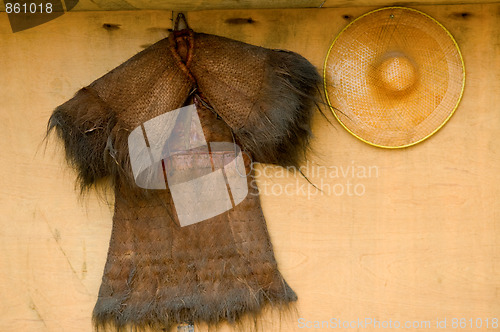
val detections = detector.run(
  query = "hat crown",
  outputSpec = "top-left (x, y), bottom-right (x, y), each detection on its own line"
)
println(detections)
top-left (376, 54), bottom-right (417, 93)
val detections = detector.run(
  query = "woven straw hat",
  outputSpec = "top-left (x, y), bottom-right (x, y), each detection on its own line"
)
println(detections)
top-left (324, 7), bottom-right (465, 148)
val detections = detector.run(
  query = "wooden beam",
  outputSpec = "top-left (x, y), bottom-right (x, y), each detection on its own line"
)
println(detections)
top-left (1, 0), bottom-right (499, 12)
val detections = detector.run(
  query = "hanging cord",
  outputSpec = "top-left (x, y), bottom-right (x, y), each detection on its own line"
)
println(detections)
top-left (169, 13), bottom-right (217, 117)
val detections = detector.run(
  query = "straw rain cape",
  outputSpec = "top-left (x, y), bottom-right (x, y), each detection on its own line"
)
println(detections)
top-left (48, 27), bottom-right (320, 330)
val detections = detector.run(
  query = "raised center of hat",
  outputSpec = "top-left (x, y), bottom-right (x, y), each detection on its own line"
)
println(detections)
top-left (376, 55), bottom-right (417, 93)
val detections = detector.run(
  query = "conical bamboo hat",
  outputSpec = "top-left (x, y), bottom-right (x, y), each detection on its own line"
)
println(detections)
top-left (324, 7), bottom-right (465, 148)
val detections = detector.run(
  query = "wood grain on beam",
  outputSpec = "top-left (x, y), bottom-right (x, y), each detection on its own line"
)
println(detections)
top-left (0, 0), bottom-right (498, 12)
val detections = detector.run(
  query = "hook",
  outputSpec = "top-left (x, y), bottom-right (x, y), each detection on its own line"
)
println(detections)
top-left (174, 13), bottom-right (189, 31)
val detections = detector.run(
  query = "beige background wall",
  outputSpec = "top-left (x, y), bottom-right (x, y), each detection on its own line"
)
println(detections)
top-left (0, 2), bottom-right (499, 331)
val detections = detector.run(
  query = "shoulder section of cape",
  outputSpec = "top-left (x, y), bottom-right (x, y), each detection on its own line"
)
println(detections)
top-left (47, 31), bottom-right (321, 191)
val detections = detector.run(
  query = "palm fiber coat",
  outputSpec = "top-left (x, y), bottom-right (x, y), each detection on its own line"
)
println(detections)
top-left (48, 29), bottom-right (320, 330)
